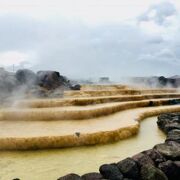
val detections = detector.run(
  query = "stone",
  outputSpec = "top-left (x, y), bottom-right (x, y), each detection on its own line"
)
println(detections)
top-left (142, 149), bottom-right (166, 166)
top-left (15, 69), bottom-right (37, 86)
top-left (154, 141), bottom-right (180, 160)
top-left (140, 164), bottom-right (168, 180)
top-left (158, 160), bottom-right (180, 180)
top-left (174, 161), bottom-right (180, 168)
top-left (132, 153), bottom-right (155, 167)
top-left (117, 158), bottom-right (139, 179)
top-left (57, 173), bottom-right (81, 180)
top-left (157, 113), bottom-right (180, 133)
top-left (71, 84), bottom-right (81, 90)
top-left (36, 70), bottom-right (76, 91)
top-left (166, 129), bottom-right (180, 143)
top-left (37, 71), bottom-right (64, 90)
top-left (164, 123), bottom-right (180, 133)
top-left (81, 172), bottom-right (103, 180)
top-left (99, 164), bottom-right (123, 180)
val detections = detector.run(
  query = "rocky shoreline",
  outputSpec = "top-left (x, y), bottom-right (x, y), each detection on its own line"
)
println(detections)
top-left (58, 113), bottom-right (180, 180)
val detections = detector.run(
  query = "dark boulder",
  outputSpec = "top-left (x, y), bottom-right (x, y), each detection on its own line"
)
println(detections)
top-left (158, 76), bottom-right (168, 87)
top-left (15, 69), bottom-right (37, 86)
top-left (158, 76), bottom-right (177, 88)
top-left (37, 71), bottom-right (63, 90)
top-left (164, 123), bottom-right (180, 133)
top-left (140, 164), bottom-right (168, 180)
top-left (174, 161), bottom-right (180, 168)
top-left (142, 149), bottom-right (166, 166)
top-left (117, 158), bottom-right (139, 179)
top-left (36, 71), bottom-right (74, 91)
top-left (57, 173), bottom-right (81, 180)
top-left (71, 84), bottom-right (81, 90)
top-left (132, 153), bottom-right (155, 167)
top-left (166, 129), bottom-right (180, 143)
top-left (154, 141), bottom-right (180, 160)
top-left (157, 113), bottom-right (180, 133)
top-left (99, 164), bottom-right (123, 180)
top-left (158, 160), bottom-right (180, 180)
top-left (81, 172), bottom-right (103, 180)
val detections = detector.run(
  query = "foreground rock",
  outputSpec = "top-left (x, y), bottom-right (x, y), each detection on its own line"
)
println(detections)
top-left (57, 174), bottom-right (81, 180)
top-left (158, 160), bottom-right (180, 180)
top-left (58, 113), bottom-right (180, 180)
top-left (117, 158), bottom-right (139, 179)
top-left (154, 141), bottom-right (180, 160)
top-left (140, 164), bottom-right (168, 180)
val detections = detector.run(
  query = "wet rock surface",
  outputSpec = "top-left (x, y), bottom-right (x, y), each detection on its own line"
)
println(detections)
top-left (81, 173), bottom-right (103, 180)
top-left (117, 158), bottom-right (139, 179)
top-left (58, 113), bottom-right (180, 180)
top-left (99, 164), bottom-right (124, 180)
top-left (140, 164), bottom-right (168, 180)
top-left (154, 141), bottom-right (180, 160)
top-left (158, 160), bottom-right (180, 180)
top-left (57, 173), bottom-right (81, 180)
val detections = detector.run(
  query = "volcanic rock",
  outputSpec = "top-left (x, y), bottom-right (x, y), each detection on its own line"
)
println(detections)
top-left (158, 160), bottom-right (180, 180)
top-left (117, 158), bottom-right (139, 179)
top-left (99, 163), bottom-right (124, 180)
top-left (140, 164), bottom-right (168, 180)
top-left (81, 172), bottom-right (103, 180)
top-left (57, 173), bottom-right (81, 180)
top-left (142, 149), bottom-right (166, 166)
top-left (37, 71), bottom-right (65, 90)
top-left (71, 84), bottom-right (81, 90)
top-left (157, 113), bottom-right (180, 133)
top-left (132, 153), bottom-right (155, 167)
top-left (166, 129), bottom-right (180, 143)
top-left (154, 141), bottom-right (180, 160)
top-left (15, 69), bottom-right (37, 86)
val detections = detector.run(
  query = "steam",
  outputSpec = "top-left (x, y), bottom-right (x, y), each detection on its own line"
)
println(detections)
top-left (0, 68), bottom-right (79, 107)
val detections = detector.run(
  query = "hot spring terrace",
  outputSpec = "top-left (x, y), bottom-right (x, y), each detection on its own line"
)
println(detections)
top-left (0, 85), bottom-right (180, 150)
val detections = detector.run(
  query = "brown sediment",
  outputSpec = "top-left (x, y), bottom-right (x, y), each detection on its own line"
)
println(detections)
top-left (0, 105), bottom-right (180, 150)
top-left (64, 88), bottom-right (177, 97)
top-left (1, 98), bottom-right (179, 121)
top-left (80, 84), bottom-right (128, 90)
top-left (0, 85), bottom-right (179, 150)
top-left (16, 93), bottom-right (180, 108)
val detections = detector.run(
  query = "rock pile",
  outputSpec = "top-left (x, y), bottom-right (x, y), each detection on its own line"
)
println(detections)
top-left (58, 113), bottom-right (180, 180)
top-left (0, 68), bottom-right (80, 100)
top-left (131, 76), bottom-right (180, 88)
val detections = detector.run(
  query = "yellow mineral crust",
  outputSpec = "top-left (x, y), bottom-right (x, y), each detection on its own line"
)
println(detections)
top-left (0, 85), bottom-right (180, 150)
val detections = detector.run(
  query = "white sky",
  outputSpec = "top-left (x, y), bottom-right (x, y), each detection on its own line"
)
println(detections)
top-left (0, 0), bottom-right (180, 78)
top-left (0, 0), bottom-right (178, 24)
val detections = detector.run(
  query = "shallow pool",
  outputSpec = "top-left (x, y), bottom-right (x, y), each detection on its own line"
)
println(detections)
top-left (0, 116), bottom-right (165, 180)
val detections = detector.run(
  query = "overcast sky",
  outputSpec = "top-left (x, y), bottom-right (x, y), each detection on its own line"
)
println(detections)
top-left (0, 0), bottom-right (180, 80)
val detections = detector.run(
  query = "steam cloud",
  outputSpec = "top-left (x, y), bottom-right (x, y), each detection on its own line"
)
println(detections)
top-left (0, 1), bottom-right (179, 81)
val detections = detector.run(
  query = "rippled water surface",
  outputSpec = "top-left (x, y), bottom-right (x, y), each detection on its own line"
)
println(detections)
top-left (0, 116), bottom-right (165, 180)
